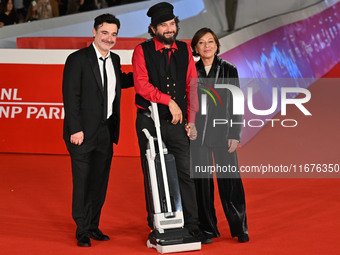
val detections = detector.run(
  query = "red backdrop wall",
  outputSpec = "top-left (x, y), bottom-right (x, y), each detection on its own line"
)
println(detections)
top-left (0, 63), bottom-right (138, 156)
top-left (0, 37), bottom-right (147, 156)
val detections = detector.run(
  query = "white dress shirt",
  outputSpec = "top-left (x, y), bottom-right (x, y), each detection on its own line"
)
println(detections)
top-left (93, 43), bottom-right (116, 119)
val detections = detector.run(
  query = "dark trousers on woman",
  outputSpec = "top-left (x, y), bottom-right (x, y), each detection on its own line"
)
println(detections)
top-left (136, 112), bottom-right (199, 231)
top-left (192, 145), bottom-right (248, 238)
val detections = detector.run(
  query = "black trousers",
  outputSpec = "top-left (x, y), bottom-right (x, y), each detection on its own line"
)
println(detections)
top-left (136, 112), bottom-right (199, 230)
top-left (66, 121), bottom-right (113, 240)
top-left (192, 145), bottom-right (248, 238)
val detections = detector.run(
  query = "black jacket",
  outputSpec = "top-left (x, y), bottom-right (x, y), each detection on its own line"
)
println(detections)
top-left (62, 44), bottom-right (133, 150)
top-left (194, 55), bottom-right (242, 147)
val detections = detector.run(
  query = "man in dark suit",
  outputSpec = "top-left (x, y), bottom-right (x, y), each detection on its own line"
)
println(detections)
top-left (62, 13), bottom-right (133, 247)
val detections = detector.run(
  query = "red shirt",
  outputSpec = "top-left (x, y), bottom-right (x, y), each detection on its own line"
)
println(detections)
top-left (132, 37), bottom-right (198, 122)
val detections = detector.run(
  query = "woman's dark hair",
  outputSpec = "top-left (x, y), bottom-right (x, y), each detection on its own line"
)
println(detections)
top-left (191, 27), bottom-right (220, 57)
top-left (0, 0), bottom-right (18, 25)
top-left (94, 13), bottom-right (120, 31)
top-left (148, 16), bottom-right (180, 37)
top-left (0, 0), bottom-right (12, 13)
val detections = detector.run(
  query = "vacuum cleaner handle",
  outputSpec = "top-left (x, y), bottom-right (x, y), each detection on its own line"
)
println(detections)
top-left (149, 102), bottom-right (173, 213)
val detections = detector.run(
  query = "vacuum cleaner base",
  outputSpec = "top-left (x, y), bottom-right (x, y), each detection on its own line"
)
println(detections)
top-left (146, 228), bottom-right (201, 254)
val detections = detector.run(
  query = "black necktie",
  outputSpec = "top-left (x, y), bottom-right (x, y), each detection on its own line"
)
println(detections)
top-left (100, 57), bottom-right (108, 120)
top-left (163, 48), bottom-right (170, 74)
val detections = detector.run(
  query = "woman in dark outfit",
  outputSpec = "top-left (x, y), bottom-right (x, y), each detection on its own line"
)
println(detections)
top-left (0, 0), bottom-right (19, 26)
top-left (190, 27), bottom-right (249, 243)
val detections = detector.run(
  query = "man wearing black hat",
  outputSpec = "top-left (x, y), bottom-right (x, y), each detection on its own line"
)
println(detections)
top-left (132, 2), bottom-right (211, 244)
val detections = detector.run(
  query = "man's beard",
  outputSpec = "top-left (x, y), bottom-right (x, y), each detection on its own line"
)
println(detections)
top-left (155, 30), bottom-right (178, 45)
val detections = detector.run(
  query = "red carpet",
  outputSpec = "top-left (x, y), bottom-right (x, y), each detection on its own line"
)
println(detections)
top-left (1, 63), bottom-right (340, 254)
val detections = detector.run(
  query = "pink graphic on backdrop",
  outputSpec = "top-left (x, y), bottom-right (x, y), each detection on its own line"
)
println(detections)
top-left (219, 3), bottom-right (340, 144)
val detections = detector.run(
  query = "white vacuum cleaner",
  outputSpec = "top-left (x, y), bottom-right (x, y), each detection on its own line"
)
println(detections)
top-left (142, 102), bottom-right (201, 254)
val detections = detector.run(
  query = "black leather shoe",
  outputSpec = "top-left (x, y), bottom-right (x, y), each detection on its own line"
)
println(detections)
top-left (238, 234), bottom-right (249, 243)
top-left (77, 236), bottom-right (91, 247)
top-left (189, 229), bottom-right (213, 244)
top-left (90, 229), bottom-right (110, 241)
top-left (203, 230), bottom-right (219, 239)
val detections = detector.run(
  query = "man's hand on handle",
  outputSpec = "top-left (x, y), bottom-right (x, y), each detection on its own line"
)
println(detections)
top-left (168, 99), bottom-right (183, 125)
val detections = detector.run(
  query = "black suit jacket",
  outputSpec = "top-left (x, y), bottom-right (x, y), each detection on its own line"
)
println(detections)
top-left (193, 55), bottom-right (242, 147)
top-left (62, 44), bottom-right (133, 150)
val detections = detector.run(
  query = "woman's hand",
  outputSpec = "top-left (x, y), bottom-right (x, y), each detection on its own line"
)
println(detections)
top-left (185, 123), bottom-right (197, 140)
top-left (228, 139), bottom-right (239, 153)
